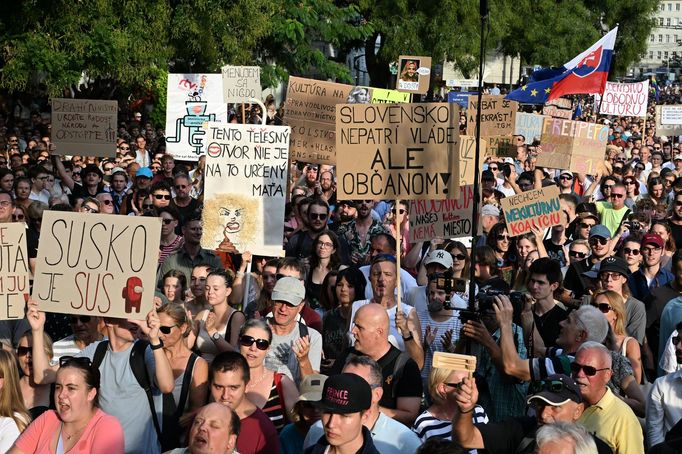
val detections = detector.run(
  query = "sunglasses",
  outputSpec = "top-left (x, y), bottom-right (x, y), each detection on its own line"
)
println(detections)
top-left (309, 213), bottom-right (326, 220)
top-left (143, 204), bottom-right (154, 210)
top-left (488, 166), bottom-right (498, 171)
top-left (12, 214), bottom-right (24, 221)
top-left (591, 302), bottom-right (613, 313)
top-left (73, 172), bottom-right (81, 177)
top-left (579, 223), bottom-right (595, 229)
top-left (100, 199), bottom-right (113, 205)
top-left (16, 346), bottom-right (30, 356)
top-left (570, 362), bottom-right (610, 377)
top-left (59, 356), bottom-right (93, 368)
top-left (589, 237), bottom-right (608, 246)
top-left (391, 209), bottom-right (406, 215)
top-left (159, 325), bottom-right (177, 335)
top-left (611, 193), bottom-right (625, 199)
top-left (82, 206), bottom-right (99, 214)
top-left (162, 219), bottom-right (177, 225)
top-left (497, 234), bottom-right (510, 240)
top-left (672, 336), bottom-right (682, 345)
top-left (569, 251), bottom-right (587, 259)
top-left (603, 184), bottom-right (615, 190)
top-left (444, 381), bottom-right (465, 390)
top-left (119, 147), bottom-right (130, 151)
top-left (70, 315), bottom-right (91, 324)
top-left (623, 247), bottom-right (640, 255)
top-left (560, 175), bottom-right (573, 181)
top-left (239, 335), bottom-right (270, 350)
top-left (175, 185), bottom-right (187, 189)
top-left (452, 254), bottom-right (467, 261)
top-left (625, 181), bottom-right (636, 186)
top-left (154, 194), bottom-right (172, 200)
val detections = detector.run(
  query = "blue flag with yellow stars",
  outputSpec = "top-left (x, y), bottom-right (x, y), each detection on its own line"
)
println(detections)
top-left (506, 78), bottom-right (557, 104)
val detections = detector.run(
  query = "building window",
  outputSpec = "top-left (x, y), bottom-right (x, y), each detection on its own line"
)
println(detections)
top-left (661, 17), bottom-right (665, 25)
top-left (652, 34), bottom-right (656, 42)
top-left (665, 51), bottom-right (669, 59)
top-left (661, 3), bottom-right (665, 11)
top-left (677, 3), bottom-right (680, 10)
top-left (659, 51), bottom-right (663, 59)
top-left (660, 34), bottom-right (664, 42)
top-left (667, 17), bottom-right (672, 26)
top-left (669, 3), bottom-right (673, 10)
top-left (650, 51), bottom-right (655, 59)
top-left (675, 51), bottom-right (678, 58)
top-left (667, 34), bottom-right (671, 43)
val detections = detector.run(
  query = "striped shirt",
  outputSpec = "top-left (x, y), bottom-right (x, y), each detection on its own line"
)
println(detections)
top-left (412, 405), bottom-right (488, 442)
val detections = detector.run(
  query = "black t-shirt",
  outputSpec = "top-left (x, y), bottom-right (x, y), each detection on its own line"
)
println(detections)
top-left (478, 416), bottom-right (613, 454)
top-left (171, 198), bottom-right (201, 225)
top-left (330, 346), bottom-right (422, 409)
top-left (533, 304), bottom-right (568, 348)
top-left (543, 239), bottom-right (568, 267)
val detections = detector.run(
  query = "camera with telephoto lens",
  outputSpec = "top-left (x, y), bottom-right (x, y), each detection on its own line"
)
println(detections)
top-left (459, 288), bottom-right (526, 323)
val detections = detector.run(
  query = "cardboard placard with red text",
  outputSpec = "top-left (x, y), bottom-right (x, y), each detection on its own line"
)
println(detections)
top-left (408, 185), bottom-right (474, 242)
top-left (538, 118), bottom-right (608, 174)
top-left (32, 212), bottom-right (161, 319)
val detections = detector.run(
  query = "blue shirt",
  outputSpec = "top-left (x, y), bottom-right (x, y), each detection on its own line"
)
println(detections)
top-left (628, 267), bottom-right (674, 302)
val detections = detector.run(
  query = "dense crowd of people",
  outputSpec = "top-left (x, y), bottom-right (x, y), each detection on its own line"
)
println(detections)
top-left (0, 83), bottom-right (680, 454)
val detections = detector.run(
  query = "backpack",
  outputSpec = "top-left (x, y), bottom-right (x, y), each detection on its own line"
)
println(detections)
top-left (92, 340), bottom-right (168, 450)
top-left (383, 348), bottom-right (411, 399)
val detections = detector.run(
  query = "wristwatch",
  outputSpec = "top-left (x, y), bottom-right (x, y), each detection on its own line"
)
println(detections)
top-left (150, 340), bottom-right (164, 350)
top-left (212, 332), bottom-right (222, 342)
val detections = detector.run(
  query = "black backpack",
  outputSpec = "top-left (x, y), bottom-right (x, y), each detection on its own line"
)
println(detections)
top-left (92, 340), bottom-right (193, 451)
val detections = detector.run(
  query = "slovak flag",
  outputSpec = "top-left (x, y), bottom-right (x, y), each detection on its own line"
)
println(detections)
top-left (507, 27), bottom-right (618, 104)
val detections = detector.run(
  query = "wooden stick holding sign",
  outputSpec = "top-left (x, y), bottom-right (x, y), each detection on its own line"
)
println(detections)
top-left (395, 198), bottom-right (402, 313)
top-left (241, 259), bottom-right (252, 312)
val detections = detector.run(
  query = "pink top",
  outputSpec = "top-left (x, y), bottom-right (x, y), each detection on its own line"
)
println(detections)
top-left (15, 408), bottom-right (124, 454)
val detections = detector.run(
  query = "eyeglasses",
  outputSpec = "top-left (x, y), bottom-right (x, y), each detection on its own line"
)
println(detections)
top-left (239, 335), bottom-right (270, 351)
top-left (589, 237), bottom-right (608, 246)
top-left (569, 251), bottom-right (587, 259)
top-left (642, 246), bottom-right (662, 254)
top-left (73, 171), bottom-right (81, 177)
top-left (560, 175), bottom-right (573, 181)
top-left (443, 381), bottom-right (464, 390)
top-left (623, 247), bottom-right (640, 255)
top-left (59, 356), bottom-right (93, 368)
top-left (579, 223), bottom-right (595, 229)
top-left (309, 213), bottom-right (326, 220)
top-left (16, 346), bottom-right (30, 356)
top-left (120, 146), bottom-right (130, 151)
top-left (82, 206), bottom-right (99, 213)
top-left (591, 302), bottom-right (614, 313)
top-left (570, 362), bottom-right (610, 376)
top-left (625, 181), bottom-right (636, 186)
top-left (70, 315), bottom-right (91, 324)
top-left (611, 193), bottom-right (625, 199)
top-left (603, 184), bottom-right (615, 190)
top-left (452, 253), bottom-right (467, 261)
top-left (159, 325), bottom-right (178, 335)
top-left (12, 213), bottom-right (24, 221)
top-left (142, 204), bottom-right (154, 210)
top-left (162, 219), bottom-right (174, 225)
top-left (317, 241), bottom-right (334, 248)
top-left (154, 194), bottom-right (172, 200)
top-left (391, 209), bottom-right (406, 215)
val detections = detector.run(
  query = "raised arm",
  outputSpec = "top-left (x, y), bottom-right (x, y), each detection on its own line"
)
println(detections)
top-left (26, 300), bottom-right (57, 384)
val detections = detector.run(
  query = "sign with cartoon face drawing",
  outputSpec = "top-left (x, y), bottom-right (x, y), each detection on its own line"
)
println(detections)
top-left (202, 123), bottom-right (290, 256)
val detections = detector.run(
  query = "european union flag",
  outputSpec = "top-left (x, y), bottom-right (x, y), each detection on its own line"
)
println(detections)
top-left (506, 79), bottom-right (556, 104)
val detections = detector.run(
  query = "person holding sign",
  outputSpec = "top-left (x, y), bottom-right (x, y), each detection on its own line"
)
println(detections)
top-left (27, 301), bottom-right (175, 454)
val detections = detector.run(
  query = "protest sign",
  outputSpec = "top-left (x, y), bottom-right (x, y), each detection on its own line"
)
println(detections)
top-left (485, 136), bottom-right (515, 158)
top-left (0, 224), bottom-right (29, 320)
top-left (655, 106), bottom-right (682, 137)
top-left (370, 88), bottom-right (410, 104)
top-left (32, 212), bottom-right (161, 319)
top-left (221, 65), bottom-right (261, 103)
top-left (538, 118), bottom-right (608, 174)
top-left (466, 95), bottom-right (517, 137)
top-left (514, 112), bottom-right (546, 144)
top-left (448, 91), bottom-right (476, 108)
top-left (51, 99), bottom-right (117, 157)
top-left (336, 103), bottom-right (460, 200)
top-left (202, 122), bottom-right (289, 256)
top-left (457, 136), bottom-right (483, 187)
top-left (409, 185), bottom-right (474, 242)
top-left (165, 74), bottom-right (228, 161)
top-left (661, 105), bottom-right (682, 125)
top-left (599, 81), bottom-right (648, 117)
top-left (501, 186), bottom-right (562, 236)
top-left (286, 76), bottom-right (354, 165)
top-left (396, 56), bottom-right (432, 94)
top-left (543, 98), bottom-right (573, 119)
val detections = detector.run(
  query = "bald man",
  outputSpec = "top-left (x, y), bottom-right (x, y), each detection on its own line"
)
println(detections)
top-left (180, 403), bottom-right (240, 454)
top-left (333, 303), bottom-right (422, 426)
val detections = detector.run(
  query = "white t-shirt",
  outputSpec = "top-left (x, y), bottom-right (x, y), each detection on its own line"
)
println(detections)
top-left (349, 299), bottom-right (415, 351)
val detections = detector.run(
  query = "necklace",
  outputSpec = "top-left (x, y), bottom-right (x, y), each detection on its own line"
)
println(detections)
top-left (247, 370), bottom-right (269, 388)
top-left (61, 422), bottom-right (88, 441)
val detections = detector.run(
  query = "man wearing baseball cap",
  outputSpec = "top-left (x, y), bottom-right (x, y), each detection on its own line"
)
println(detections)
top-left (304, 373), bottom-right (379, 454)
top-left (628, 233), bottom-right (674, 302)
top-left (453, 374), bottom-right (612, 453)
top-left (564, 224), bottom-right (613, 299)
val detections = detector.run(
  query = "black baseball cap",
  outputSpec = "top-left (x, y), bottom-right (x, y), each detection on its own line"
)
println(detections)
top-left (317, 373), bottom-right (372, 414)
top-left (599, 256), bottom-right (629, 278)
top-left (527, 374), bottom-right (582, 406)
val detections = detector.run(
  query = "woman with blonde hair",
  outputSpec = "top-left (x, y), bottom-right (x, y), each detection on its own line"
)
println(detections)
top-left (412, 366), bottom-right (488, 442)
top-left (591, 290), bottom-right (643, 384)
top-left (17, 331), bottom-right (53, 419)
top-left (0, 350), bottom-right (30, 451)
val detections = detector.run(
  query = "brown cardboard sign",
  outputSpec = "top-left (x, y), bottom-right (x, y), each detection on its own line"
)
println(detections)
top-left (335, 103), bottom-right (460, 200)
top-left (51, 98), bottom-right (117, 157)
top-left (396, 56), bottom-right (432, 94)
top-left (501, 186), bottom-right (562, 236)
top-left (466, 95), bottom-right (517, 137)
top-left (485, 136), bottom-right (516, 158)
top-left (538, 118), bottom-right (608, 175)
top-left (457, 136), bottom-right (484, 187)
top-left (285, 76), bottom-right (355, 165)
top-left (542, 98), bottom-right (573, 119)
top-left (32, 212), bottom-right (161, 319)
top-left (221, 65), bottom-right (261, 103)
top-left (0, 224), bottom-right (29, 320)
top-left (408, 185), bottom-right (474, 242)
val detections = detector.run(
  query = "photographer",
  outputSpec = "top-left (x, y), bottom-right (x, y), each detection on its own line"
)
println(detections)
top-left (526, 258), bottom-right (568, 348)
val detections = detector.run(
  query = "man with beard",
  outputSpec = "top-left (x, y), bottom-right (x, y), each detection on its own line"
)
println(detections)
top-left (331, 200), bottom-right (357, 231)
top-left (318, 170), bottom-right (336, 206)
top-left (286, 199), bottom-right (349, 263)
top-left (337, 200), bottom-right (389, 265)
